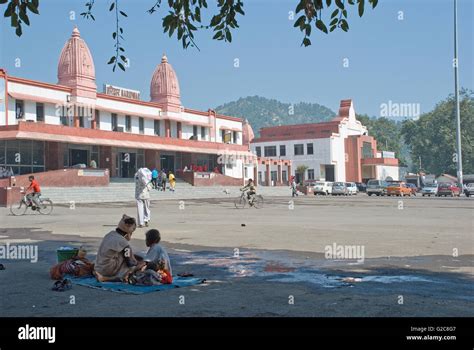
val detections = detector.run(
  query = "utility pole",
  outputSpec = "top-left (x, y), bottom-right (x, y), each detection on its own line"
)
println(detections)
top-left (454, 0), bottom-right (463, 185)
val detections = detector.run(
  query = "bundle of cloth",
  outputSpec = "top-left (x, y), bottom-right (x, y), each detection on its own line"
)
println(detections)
top-left (50, 255), bottom-right (94, 280)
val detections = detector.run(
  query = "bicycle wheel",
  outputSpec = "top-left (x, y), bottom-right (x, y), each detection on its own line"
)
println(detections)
top-left (234, 196), bottom-right (247, 209)
top-left (10, 201), bottom-right (27, 216)
top-left (253, 195), bottom-right (264, 209)
top-left (38, 200), bottom-right (54, 215)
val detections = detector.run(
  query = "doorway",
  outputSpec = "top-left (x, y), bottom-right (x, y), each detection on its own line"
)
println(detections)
top-left (160, 155), bottom-right (175, 172)
top-left (69, 149), bottom-right (88, 167)
top-left (119, 152), bottom-right (136, 178)
top-left (325, 165), bottom-right (335, 182)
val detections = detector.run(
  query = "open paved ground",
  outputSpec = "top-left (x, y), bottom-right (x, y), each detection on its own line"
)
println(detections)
top-left (0, 194), bottom-right (473, 317)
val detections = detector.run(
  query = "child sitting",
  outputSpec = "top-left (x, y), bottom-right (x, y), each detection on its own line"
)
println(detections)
top-left (128, 229), bottom-right (172, 285)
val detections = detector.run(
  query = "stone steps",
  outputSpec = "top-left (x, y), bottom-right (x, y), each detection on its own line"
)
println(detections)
top-left (41, 184), bottom-right (290, 203)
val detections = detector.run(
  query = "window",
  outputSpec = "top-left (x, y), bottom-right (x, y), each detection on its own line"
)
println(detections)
top-left (125, 115), bottom-right (132, 132)
top-left (362, 142), bottom-right (373, 159)
top-left (154, 120), bottom-right (160, 136)
top-left (294, 144), bottom-right (304, 155)
top-left (280, 145), bottom-right (286, 156)
top-left (233, 131), bottom-right (237, 144)
top-left (255, 146), bottom-right (261, 157)
top-left (264, 146), bottom-right (277, 157)
top-left (36, 103), bottom-right (44, 122)
top-left (244, 167), bottom-right (248, 178)
top-left (78, 107), bottom-right (85, 128)
top-left (201, 126), bottom-right (206, 140)
top-left (112, 114), bottom-right (118, 131)
top-left (15, 100), bottom-right (24, 119)
top-left (193, 125), bottom-right (198, 139)
top-left (60, 106), bottom-right (69, 126)
top-left (308, 169), bottom-right (315, 180)
top-left (307, 143), bottom-right (314, 155)
top-left (1, 140), bottom-right (45, 176)
top-left (139, 117), bottom-right (144, 134)
top-left (94, 110), bottom-right (100, 128)
top-left (271, 171), bottom-right (277, 183)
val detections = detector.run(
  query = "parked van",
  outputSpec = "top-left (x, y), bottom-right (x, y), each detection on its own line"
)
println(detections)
top-left (367, 179), bottom-right (388, 196)
top-left (345, 182), bottom-right (358, 195)
top-left (313, 181), bottom-right (333, 195)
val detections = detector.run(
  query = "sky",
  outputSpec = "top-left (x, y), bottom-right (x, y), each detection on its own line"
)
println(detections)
top-left (1, 0), bottom-right (473, 117)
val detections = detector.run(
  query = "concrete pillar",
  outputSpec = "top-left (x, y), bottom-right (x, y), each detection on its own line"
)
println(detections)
top-left (287, 164), bottom-right (292, 184)
top-left (99, 146), bottom-right (113, 175)
top-left (265, 163), bottom-right (270, 186)
top-left (277, 163), bottom-right (282, 185)
top-left (253, 165), bottom-right (258, 186)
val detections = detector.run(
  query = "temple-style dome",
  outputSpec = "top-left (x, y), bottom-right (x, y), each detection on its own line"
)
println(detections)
top-left (242, 118), bottom-right (255, 147)
top-left (58, 27), bottom-right (96, 98)
top-left (150, 55), bottom-right (181, 111)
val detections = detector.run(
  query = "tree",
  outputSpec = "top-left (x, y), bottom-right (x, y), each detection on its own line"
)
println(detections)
top-left (401, 90), bottom-right (474, 176)
top-left (356, 114), bottom-right (408, 167)
top-left (296, 164), bottom-right (309, 184)
top-left (1, 0), bottom-right (379, 71)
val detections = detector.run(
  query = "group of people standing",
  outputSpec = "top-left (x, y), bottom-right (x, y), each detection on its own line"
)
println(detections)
top-left (151, 168), bottom-right (176, 192)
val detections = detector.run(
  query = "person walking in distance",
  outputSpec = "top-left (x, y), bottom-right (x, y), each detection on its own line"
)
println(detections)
top-left (161, 170), bottom-right (167, 192)
top-left (168, 170), bottom-right (176, 192)
top-left (290, 176), bottom-right (298, 197)
top-left (151, 168), bottom-right (159, 189)
top-left (135, 168), bottom-right (152, 227)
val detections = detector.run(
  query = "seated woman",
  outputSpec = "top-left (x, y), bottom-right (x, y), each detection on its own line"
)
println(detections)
top-left (130, 229), bottom-right (173, 285)
top-left (94, 214), bottom-right (144, 282)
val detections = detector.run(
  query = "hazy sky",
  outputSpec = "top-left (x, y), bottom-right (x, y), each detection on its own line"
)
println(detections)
top-left (1, 0), bottom-right (473, 117)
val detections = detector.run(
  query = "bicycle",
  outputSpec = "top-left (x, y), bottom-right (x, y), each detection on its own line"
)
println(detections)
top-left (10, 191), bottom-right (54, 216)
top-left (234, 191), bottom-right (264, 209)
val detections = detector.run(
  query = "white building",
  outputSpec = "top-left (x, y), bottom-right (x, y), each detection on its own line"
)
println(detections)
top-left (250, 100), bottom-right (399, 184)
top-left (0, 27), bottom-right (256, 184)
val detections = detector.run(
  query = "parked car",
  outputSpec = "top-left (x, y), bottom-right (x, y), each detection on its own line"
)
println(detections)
top-left (464, 182), bottom-right (474, 197)
top-left (405, 183), bottom-right (418, 195)
top-left (437, 183), bottom-right (461, 197)
top-left (386, 182), bottom-right (413, 196)
top-left (355, 182), bottom-right (367, 192)
top-left (313, 181), bottom-right (333, 195)
top-left (332, 182), bottom-right (348, 196)
top-left (345, 182), bottom-right (358, 195)
top-left (464, 183), bottom-right (474, 197)
top-left (421, 183), bottom-right (438, 197)
top-left (366, 179), bottom-right (388, 196)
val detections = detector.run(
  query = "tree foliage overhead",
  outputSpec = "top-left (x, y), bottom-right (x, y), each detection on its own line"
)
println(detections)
top-left (401, 90), bottom-right (474, 176)
top-left (2, 0), bottom-right (379, 70)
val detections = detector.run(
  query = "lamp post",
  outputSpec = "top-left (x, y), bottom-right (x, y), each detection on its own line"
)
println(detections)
top-left (454, 0), bottom-right (463, 185)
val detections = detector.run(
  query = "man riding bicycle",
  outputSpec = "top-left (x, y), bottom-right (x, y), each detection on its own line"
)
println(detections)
top-left (241, 179), bottom-right (257, 205)
top-left (26, 175), bottom-right (42, 209)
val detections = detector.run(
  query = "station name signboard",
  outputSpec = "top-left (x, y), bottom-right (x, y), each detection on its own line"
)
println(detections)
top-left (103, 84), bottom-right (140, 100)
top-left (382, 151), bottom-right (395, 159)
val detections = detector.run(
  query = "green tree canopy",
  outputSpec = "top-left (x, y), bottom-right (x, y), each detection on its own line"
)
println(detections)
top-left (401, 90), bottom-right (474, 176)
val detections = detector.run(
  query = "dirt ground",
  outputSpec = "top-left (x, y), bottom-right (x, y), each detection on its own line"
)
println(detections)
top-left (0, 195), bottom-right (472, 317)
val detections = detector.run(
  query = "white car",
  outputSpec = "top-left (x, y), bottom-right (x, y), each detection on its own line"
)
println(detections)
top-left (421, 183), bottom-right (438, 196)
top-left (313, 181), bottom-right (333, 195)
top-left (345, 182), bottom-right (358, 195)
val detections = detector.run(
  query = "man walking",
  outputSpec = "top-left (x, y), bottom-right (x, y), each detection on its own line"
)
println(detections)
top-left (135, 168), bottom-right (152, 227)
top-left (151, 168), bottom-right (159, 189)
top-left (161, 170), bottom-right (167, 192)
